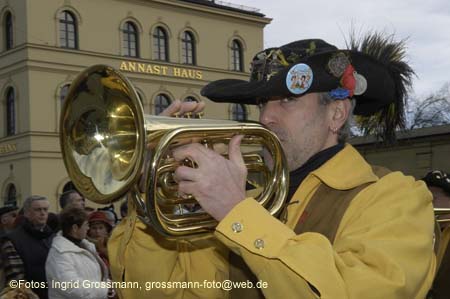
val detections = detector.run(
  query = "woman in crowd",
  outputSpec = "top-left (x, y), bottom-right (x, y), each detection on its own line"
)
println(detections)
top-left (87, 211), bottom-right (113, 267)
top-left (45, 207), bottom-right (114, 299)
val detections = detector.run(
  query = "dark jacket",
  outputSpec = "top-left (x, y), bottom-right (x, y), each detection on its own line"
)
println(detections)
top-left (6, 220), bottom-right (54, 299)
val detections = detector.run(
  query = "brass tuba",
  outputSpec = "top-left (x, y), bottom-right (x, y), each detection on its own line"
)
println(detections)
top-left (60, 65), bottom-right (289, 237)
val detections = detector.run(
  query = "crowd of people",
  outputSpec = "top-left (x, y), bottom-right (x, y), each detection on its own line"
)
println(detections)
top-left (0, 190), bottom-right (127, 299)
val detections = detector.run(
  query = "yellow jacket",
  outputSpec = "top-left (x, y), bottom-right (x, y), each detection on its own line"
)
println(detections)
top-left (109, 144), bottom-right (436, 299)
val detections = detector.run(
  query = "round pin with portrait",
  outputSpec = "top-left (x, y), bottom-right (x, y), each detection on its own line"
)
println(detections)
top-left (286, 63), bottom-right (313, 95)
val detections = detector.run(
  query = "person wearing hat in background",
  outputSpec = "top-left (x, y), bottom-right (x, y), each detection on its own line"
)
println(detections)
top-left (423, 170), bottom-right (450, 299)
top-left (108, 32), bottom-right (435, 299)
top-left (97, 205), bottom-right (118, 228)
top-left (88, 211), bottom-right (113, 267)
top-left (0, 206), bottom-right (18, 237)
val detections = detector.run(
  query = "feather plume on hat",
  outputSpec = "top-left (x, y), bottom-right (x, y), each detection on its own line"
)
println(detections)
top-left (348, 32), bottom-right (415, 143)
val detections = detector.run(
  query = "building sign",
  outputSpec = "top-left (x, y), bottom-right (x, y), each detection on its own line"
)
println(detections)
top-left (0, 144), bottom-right (17, 155)
top-left (119, 61), bottom-right (203, 80)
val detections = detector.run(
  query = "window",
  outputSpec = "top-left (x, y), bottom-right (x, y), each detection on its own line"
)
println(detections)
top-left (153, 27), bottom-right (168, 61)
top-left (231, 40), bottom-right (243, 71)
top-left (6, 87), bottom-right (15, 136)
top-left (231, 104), bottom-right (247, 121)
top-left (154, 94), bottom-right (171, 115)
top-left (59, 10), bottom-right (78, 49)
top-left (5, 184), bottom-right (17, 207)
top-left (60, 84), bottom-right (70, 108)
top-left (5, 12), bottom-right (13, 50)
top-left (123, 21), bottom-right (139, 57)
top-left (181, 31), bottom-right (195, 65)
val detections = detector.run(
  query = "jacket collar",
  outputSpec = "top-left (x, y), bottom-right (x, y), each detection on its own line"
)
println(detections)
top-left (52, 231), bottom-right (96, 254)
top-left (311, 144), bottom-right (378, 190)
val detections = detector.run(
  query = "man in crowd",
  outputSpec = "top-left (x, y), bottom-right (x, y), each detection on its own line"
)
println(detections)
top-left (2, 196), bottom-right (54, 299)
top-left (108, 33), bottom-right (435, 298)
top-left (59, 189), bottom-right (85, 210)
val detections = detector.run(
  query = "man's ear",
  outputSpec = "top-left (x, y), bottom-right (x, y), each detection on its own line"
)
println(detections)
top-left (332, 99), bottom-right (352, 129)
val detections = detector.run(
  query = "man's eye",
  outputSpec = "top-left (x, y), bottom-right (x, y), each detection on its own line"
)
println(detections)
top-left (257, 100), bottom-right (268, 109)
top-left (281, 97), bottom-right (297, 103)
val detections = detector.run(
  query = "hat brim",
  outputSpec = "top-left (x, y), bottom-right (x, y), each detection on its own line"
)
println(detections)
top-left (201, 50), bottom-right (395, 116)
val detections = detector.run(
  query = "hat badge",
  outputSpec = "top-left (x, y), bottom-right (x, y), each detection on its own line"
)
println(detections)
top-left (353, 72), bottom-right (367, 95)
top-left (286, 63), bottom-right (313, 95)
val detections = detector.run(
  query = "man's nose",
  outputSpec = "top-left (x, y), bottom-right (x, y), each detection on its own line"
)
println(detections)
top-left (259, 101), bottom-right (279, 125)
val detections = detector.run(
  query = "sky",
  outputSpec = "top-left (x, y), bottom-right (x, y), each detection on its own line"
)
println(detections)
top-left (226, 0), bottom-right (450, 99)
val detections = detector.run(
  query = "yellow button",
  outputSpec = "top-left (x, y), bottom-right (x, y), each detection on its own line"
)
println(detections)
top-left (254, 239), bottom-right (264, 249)
top-left (231, 222), bottom-right (243, 233)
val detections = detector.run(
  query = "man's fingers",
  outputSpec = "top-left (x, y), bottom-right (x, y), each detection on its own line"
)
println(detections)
top-left (193, 101), bottom-right (206, 113)
top-left (179, 101), bottom-right (199, 115)
top-left (159, 100), bottom-right (205, 117)
top-left (228, 135), bottom-right (245, 168)
top-left (174, 166), bottom-right (201, 182)
top-left (159, 99), bottom-right (182, 116)
top-left (172, 143), bottom-right (210, 166)
top-left (177, 181), bottom-right (198, 198)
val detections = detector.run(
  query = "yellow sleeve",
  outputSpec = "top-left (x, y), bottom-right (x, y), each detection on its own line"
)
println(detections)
top-left (215, 172), bottom-right (436, 299)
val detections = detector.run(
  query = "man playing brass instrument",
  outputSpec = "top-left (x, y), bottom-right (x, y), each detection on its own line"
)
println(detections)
top-left (108, 33), bottom-right (436, 298)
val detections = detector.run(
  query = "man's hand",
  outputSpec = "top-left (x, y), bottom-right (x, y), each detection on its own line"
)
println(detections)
top-left (139, 99), bottom-right (206, 192)
top-left (159, 99), bottom-right (205, 117)
top-left (173, 135), bottom-right (247, 221)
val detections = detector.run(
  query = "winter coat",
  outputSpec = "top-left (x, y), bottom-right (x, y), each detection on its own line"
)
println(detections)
top-left (45, 232), bottom-right (109, 299)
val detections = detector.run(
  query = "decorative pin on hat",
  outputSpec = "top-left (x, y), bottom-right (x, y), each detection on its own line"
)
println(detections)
top-left (286, 63), bottom-right (313, 95)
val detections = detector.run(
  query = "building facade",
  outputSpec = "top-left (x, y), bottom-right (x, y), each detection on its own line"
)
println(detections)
top-left (0, 0), bottom-right (271, 210)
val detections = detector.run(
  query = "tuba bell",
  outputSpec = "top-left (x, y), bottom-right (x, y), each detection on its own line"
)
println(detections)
top-left (60, 64), bottom-right (289, 237)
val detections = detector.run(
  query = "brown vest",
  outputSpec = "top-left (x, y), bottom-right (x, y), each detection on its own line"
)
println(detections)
top-left (428, 226), bottom-right (450, 299)
top-left (229, 166), bottom-right (390, 299)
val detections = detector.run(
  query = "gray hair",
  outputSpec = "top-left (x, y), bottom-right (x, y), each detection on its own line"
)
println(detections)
top-left (23, 195), bottom-right (48, 212)
top-left (319, 92), bottom-right (356, 143)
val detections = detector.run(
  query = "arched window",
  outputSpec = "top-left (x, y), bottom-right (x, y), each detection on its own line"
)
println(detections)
top-left (60, 84), bottom-right (70, 108)
top-left (59, 10), bottom-right (78, 49)
top-left (5, 184), bottom-right (17, 207)
top-left (5, 12), bottom-right (13, 50)
top-left (154, 94), bottom-right (171, 115)
top-left (181, 31), bottom-right (195, 65)
top-left (231, 103), bottom-right (247, 121)
top-left (231, 40), bottom-right (243, 71)
top-left (123, 21), bottom-right (139, 57)
top-left (153, 27), bottom-right (168, 61)
top-left (6, 87), bottom-right (15, 136)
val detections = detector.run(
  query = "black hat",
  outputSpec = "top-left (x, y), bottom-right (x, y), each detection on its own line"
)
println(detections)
top-left (0, 205), bottom-right (18, 217)
top-left (423, 170), bottom-right (450, 194)
top-left (201, 33), bottom-right (414, 141)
